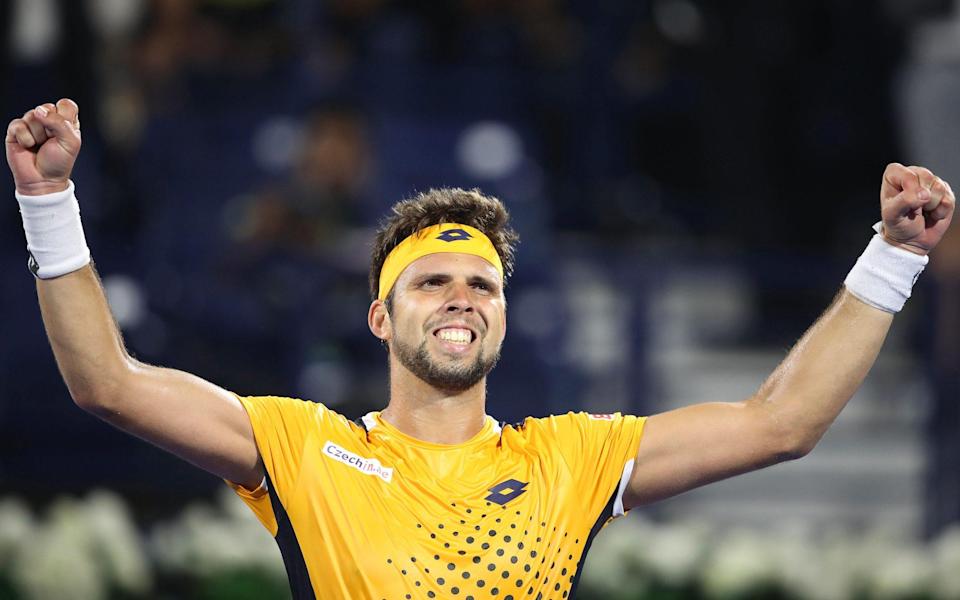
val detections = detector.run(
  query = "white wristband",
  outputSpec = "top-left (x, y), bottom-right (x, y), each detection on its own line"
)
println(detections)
top-left (16, 180), bottom-right (91, 279)
top-left (843, 222), bottom-right (928, 313)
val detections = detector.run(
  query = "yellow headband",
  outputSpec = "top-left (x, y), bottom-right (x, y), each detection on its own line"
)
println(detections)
top-left (378, 223), bottom-right (504, 300)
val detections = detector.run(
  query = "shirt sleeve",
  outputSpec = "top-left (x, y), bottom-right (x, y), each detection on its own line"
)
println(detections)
top-left (532, 412), bottom-right (646, 519)
top-left (225, 395), bottom-right (324, 533)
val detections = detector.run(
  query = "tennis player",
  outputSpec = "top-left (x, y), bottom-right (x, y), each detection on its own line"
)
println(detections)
top-left (7, 99), bottom-right (955, 599)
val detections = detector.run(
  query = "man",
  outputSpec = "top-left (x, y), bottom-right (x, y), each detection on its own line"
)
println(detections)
top-left (6, 99), bottom-right (955, 599)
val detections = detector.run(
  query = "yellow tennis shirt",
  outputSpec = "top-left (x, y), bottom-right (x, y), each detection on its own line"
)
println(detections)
top-left (228, 396), bottom-right (646, 599)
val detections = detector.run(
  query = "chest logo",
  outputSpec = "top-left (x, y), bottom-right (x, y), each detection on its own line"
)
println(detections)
top-left (485, 479), bottom-right (528, 506)
top-left (322, 441), bottom-right (393, 483)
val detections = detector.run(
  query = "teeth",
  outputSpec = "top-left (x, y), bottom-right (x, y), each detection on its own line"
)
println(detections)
top-left (437, 328), bottom-right (471, 344)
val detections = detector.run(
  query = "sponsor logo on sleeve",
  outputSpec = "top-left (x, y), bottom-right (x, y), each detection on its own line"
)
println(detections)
top-left (322, 441), bottom-right (393, 483)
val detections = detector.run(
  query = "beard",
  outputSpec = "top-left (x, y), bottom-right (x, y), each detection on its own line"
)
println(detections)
top-left (392, 335), bottom-right (501, 392)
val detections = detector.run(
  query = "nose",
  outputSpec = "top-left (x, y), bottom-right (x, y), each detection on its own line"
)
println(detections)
top-left (443, 281), bottom-right (475, 313)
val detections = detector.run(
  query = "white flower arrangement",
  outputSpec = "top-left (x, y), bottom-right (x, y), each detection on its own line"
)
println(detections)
top-left (148, 487), bottom-right (284, 580)
top-left (931, 525), bottom-right (960, 598)
top-left (0, 498), bottom-right (35, 570)
top-left (699, 527), bottom-right (783, 598)
top-left (581, 515), bottom-right (957, 600)
top-left (2, 491), bottom-right (960, 599)
top-left (7, 491), bottom-right (150, 600)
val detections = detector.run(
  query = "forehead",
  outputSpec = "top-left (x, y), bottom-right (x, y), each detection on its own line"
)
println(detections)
top-left (396, 252), bottom-right (502, 284)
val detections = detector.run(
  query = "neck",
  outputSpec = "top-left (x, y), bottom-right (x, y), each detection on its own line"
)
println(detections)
top-left (380, 360), bottom-right (488, 444)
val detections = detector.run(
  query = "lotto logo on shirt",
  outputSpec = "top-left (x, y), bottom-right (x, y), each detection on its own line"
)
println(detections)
top-left (322, 441), bottom-right (394, 483)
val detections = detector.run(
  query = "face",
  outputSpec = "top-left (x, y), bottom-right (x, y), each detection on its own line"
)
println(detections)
top-left (370, 253), bottom-right (507, 392)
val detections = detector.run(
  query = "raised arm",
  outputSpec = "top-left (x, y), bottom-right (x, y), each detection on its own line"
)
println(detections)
top-left (6, 100), bottom-right (263, 488)
top-left (624, 163), bottom-right (956, 508)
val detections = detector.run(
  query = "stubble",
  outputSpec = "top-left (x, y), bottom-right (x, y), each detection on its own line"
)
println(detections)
top-left (392, 335), bottom-right (500, 392)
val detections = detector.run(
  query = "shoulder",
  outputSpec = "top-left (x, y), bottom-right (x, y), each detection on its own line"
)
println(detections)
top-left (506, 411), bottom-right (625, 427)
top-left (502, 412), bottom-right (646, 454)
top-left (502, 411), bottom-right (625, 437)
top-left (237, 395), bottom-right (362, 434)
top-left (237, 394), bottom-right (321, 416)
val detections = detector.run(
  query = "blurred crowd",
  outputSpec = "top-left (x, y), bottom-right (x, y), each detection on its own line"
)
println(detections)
top-left (1, 0), bottom-right (958, 533)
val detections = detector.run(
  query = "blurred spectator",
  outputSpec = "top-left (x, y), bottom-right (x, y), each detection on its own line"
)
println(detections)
top-left (134, 0), bottom-right (293, 110)
top-left (213, 103), bottom-right (377, 412)
top-left (227, 105), bottom-right (371, 261)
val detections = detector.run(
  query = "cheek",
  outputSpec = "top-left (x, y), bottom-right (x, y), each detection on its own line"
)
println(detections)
top-left (393, 308), bottom-right (427, 339)
top-left (489, 306), bottom-right (507, 341)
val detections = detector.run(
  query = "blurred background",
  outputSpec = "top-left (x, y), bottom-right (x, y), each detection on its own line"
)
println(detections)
top-left (2, 0), bottom-right (960, 598)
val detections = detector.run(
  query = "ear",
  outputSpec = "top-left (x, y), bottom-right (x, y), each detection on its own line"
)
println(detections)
top-left (368, 299), bottom-right (392, 342)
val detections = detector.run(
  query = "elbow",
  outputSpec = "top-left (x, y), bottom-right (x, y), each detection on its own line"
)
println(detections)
top-left (754, 407), bottom-right (821, 463)
top-left (777, 440), bottom-right (814, 463)
top-left (67, 365), bottom-right (132, 417)
top-left (70, 385), bottom-right (120, 417)
top-left (748, 398), bottom-right (824, 464)
top-left (774, 429), bottom-right (821, 462)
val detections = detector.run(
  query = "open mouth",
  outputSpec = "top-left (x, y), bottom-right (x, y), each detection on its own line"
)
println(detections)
top-left (432, 326), bottom-right (477, 345)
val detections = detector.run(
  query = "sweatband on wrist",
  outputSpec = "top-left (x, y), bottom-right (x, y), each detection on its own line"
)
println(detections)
top-left (16, 180), bottom-right (91, 279)
top-left (843, 222), bottom-right (928, 313)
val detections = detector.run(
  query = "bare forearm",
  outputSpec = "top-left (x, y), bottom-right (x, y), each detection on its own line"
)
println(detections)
top-left (750, 288), bottom-right (893, 453)
top-left (36, 263), bottom-right (133, 407)
top-left (9, 100), bottom-right (262, 486)
top-left (627, 164), bottom-right (953, 508)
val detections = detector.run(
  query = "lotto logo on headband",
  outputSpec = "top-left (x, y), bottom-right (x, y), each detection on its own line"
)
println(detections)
top-left (436, 228), bottom-right (473, 242)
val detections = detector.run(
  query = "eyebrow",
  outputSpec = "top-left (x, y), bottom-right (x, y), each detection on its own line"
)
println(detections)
top-left (411, 273), bottom-right (451, 286)
top-left (410, 272), bottom-right (501, 291)
top-left (468, 274), bottom-right (500, 291)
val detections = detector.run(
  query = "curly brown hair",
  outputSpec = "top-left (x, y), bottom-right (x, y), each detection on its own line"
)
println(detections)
top-left (369, 188), bottom-right (520, 302)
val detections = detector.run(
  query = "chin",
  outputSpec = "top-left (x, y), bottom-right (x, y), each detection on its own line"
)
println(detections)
top-left (393, 335), bottom-right (499, 392)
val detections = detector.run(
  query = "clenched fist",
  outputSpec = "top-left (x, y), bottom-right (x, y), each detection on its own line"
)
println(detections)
top-left (880, 162), bottom-right (955, 255)
top-left (5, 99), bottom-right (81, 196)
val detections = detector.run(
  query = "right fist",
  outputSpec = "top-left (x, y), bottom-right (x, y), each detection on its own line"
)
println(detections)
top-left (5, 99), bottom-right (81, 196)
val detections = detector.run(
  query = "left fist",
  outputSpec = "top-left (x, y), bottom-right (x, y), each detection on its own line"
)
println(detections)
top-left (880, 163), bottom-right (955, 255)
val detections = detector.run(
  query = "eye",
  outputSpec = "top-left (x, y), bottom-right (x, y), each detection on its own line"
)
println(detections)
top-left (421, 278), bottom-right (444, 288)
top-left (471, 281), bottom-right (492, 293)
